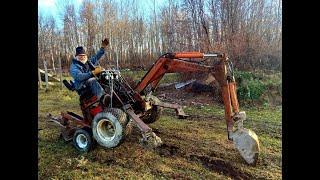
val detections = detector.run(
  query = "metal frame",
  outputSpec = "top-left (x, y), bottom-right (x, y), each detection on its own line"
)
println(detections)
top-left (48, 51), bottom-right (242, 146)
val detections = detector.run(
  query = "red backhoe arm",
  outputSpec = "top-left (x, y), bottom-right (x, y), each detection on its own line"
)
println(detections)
top-left (134, 52), bottom-right (240, 139)
top-left (134, 52), bottom-right (221, 93)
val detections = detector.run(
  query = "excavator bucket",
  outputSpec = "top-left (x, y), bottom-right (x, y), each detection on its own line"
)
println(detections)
top-left (232, 128), bottom-right (260, 165)
top-left (231, 112), bottom-right (260, 165)
top-left (220, 72), bottom-right (260, 165)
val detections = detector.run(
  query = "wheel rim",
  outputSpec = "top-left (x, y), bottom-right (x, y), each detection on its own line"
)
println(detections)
top-left (76, 134), bottom-right (88, 149)
top-left (97, 118), bottom-right (116, 141)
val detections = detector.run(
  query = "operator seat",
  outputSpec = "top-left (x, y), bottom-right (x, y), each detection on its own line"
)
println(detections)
top-left (62, 79), bottom-right (95, 102)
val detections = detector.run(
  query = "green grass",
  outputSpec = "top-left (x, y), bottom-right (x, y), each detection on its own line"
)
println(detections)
top-left (234, 70), bottom-right (282, 106)
top-left (39, 83), bottom-right (281, 179)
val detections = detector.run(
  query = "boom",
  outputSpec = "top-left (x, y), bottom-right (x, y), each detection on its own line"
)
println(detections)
top-left (134, 52), bottom-right (260, 165)
top-left (134, 52), bottom-right (237, 138)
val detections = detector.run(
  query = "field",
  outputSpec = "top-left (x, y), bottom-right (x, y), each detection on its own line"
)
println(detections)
top-left (38, 71), bottom-right (282, 179)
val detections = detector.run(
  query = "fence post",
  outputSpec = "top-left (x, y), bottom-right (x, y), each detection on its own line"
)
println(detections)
top-left (43, 60), bottom-right (49, 91)
top-left (38, 68), bottom-right (43, 89)
top-left (58, 58), bottom-right (63, 89)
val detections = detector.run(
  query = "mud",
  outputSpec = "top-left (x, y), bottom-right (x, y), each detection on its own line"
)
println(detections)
top-left (152, 128), bottom-right (162, 134)
top-left (153, 142), bottom-right (253, 179)
top-left (155, 143), bottom-right (180, 157)
top-left (155, 88), bottom-right (219, 107)
top-left (162, 111), bottom-right (223, 121)
top-left (91, 156), bottom-right (116, 165)
top-left (188, 154), bottom-right (253, 180)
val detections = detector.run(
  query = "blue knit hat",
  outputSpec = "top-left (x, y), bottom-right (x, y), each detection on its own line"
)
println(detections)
top-left (75, 46), bottom-right (86, 56)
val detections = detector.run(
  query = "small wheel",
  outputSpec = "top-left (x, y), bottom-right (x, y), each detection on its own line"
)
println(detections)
top-left (73, 129), bottom-right (94, 152)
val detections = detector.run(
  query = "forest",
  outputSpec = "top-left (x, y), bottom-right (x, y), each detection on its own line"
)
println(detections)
top-left (38, 0), bottom-right (282, 72)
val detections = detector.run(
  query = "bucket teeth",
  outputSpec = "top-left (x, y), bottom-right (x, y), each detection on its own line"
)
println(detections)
top-left (140, 131), bottom-right (163, 148)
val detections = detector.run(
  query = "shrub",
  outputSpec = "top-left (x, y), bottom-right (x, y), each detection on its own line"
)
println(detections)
top-left (235, 71), bottom-right (268, 104)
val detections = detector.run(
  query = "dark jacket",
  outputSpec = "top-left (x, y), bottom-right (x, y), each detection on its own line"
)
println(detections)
top-left (70, 48), bottom-right (105, 90)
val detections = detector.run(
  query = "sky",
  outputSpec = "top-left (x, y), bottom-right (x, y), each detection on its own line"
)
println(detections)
top-left (38, 0), bottom-right (84, 16)
top-left (38, 0), bottom-right (83, 27)
top-left (38, 0), bottom-right (58, 17)
top-left (38, 0), bottom-right (168, 29)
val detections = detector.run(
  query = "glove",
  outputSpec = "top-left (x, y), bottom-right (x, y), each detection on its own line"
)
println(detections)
top-left (92, 66), bottom-right (103, 76)
top-left (101, 38), bottom-right (109, 48)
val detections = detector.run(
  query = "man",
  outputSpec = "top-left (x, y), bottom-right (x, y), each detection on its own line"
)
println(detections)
top-left (70, 38), bottom-right (109, 104)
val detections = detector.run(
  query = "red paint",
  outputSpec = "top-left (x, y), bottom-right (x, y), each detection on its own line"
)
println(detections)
top-left (90, 105), bottom-right (103, 117)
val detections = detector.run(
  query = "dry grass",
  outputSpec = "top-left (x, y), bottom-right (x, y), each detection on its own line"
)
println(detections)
top-left (38, 73), bottom-right (281, 179)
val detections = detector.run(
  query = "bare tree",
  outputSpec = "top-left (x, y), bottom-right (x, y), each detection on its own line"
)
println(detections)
top-left (38, 0), bottom-right (282, 71)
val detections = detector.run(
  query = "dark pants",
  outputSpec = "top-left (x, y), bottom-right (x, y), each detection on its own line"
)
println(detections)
top-left (84, 77), bottom-right (105, 99)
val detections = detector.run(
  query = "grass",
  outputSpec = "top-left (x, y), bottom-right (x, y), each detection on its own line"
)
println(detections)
top-left (121, 70), bottom-right (180, 85)
top-left (39, 80), bottom-right (281, 179)
top-left (234, 70), bottom-right (282, 106)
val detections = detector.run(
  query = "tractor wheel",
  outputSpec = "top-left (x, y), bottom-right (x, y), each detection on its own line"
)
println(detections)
top-left (92, 108), bottom-right (129, 148)
top-left (106, 108), bottom-right (132, 137)
top-left (142, 105), bottom-right (162, 124)
top-left (73, 128), bottom-right (94, 152)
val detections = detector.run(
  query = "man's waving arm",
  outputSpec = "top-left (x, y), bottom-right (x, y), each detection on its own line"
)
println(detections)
top-left (90, 38), bottom-right (109, 65)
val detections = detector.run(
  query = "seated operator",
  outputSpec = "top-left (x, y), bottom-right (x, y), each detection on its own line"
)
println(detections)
top-left (69, 38), bottom-right (110, 105)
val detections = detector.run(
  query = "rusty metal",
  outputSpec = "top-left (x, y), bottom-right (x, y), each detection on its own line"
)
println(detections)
top-left (221, 85), bottom-right (234, 136)
top-left (123, 105), bottom-right (152, 133)
top-left (134, 58), bottom-right (213, 93)
top-left (229, 82), bottom-right (239, 113)
top-left (46, 113), bottom-right (79, 141)
top-left (134, 52), bottom-right (235, 135)
top-left (60, 127), bottom-right (75, 141)
top-left (173, 52), bottom-right (204, 58)
top-left (47, 51), bottom-right (259, 165)
top-left (61, 112), bottom-right (90, 128)
top-left (80, 96), bottom-right (99, 110)
top-left (153, 101), bottom-right (188, 119)
top-left (169, 52), bottom-right (221, 59)
top-left (46, 113), bottom-right (67, 130)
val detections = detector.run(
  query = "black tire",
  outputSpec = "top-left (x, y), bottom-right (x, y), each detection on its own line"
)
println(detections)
top-left (142, 105), bottom-right (162, 124)
top-left (106, 108), bottom-right (132, 137)
top-left (92, 108), bottom-right (129, 148)
top-left (73, 129), bottom-right (94, 152)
